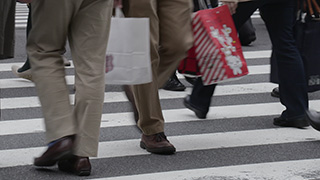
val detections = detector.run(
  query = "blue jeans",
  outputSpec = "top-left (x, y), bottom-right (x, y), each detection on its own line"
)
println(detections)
top-left (190, 0), bottom-right (308, 119)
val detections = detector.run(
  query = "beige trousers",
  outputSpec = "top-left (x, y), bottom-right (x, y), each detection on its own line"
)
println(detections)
top-left (27, 0), bottom-right (113, 157)
top-left (123, 0), bottom-right (194, 135)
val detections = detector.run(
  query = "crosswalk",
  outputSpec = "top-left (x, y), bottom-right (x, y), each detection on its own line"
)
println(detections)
top-left (14, 3), bottom-right (262, 29)
top-left (3, 3), bottom-right (320, 180)
top-left (15, 3), bottom-right (29, 29)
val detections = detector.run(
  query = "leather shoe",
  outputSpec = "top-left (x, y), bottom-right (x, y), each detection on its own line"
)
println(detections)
top-left (306, 110), bottom-right (320, 131)
top-left (162, 74), bottom-right (186, 91)
top-left (273, 116), bottom-right (309, 128)
top-left (183, 95), bottom-right (207, 119)
top-left (34, 135), bottom-right (74, 167)
top-left (140, 132), bottom-right (176, 155)
top-left (271, 87), bottom-right (280, 98)
top-left (58, 156), bottom-right (91, 176)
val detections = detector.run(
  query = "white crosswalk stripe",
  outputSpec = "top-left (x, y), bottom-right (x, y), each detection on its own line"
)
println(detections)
top-left (1, 128), bottom-right (319, 168)
top-left (2, 4), bottom-right (320, 180)
top-left (91, 159), bottom-right (320, 180)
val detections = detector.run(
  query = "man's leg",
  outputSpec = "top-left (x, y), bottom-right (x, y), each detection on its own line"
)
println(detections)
top-left (27, 0), bottom-right (76, 143)
top-left (122, 0), bottom-right (164, 135)
top-left (122, 0), bottom-right (192, 154)
top-left (27, 0), bottom-right (79, 168)
top-left (185, 78), bottom-right (217, 119)
top-left (185, 1), bottom-right (259, 118)
top-left (232, 1), bottom-right (260, 30)
top-left (260, 1), bottom-right (308, 126)
top-left (157, 0), bottom-right (193, 87)
top-left (70, 0), bottom-right (113, 157)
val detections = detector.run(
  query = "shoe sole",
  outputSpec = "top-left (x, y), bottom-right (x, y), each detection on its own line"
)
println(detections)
top-left (76, 170), bottom-right (91, 176)
top-left (34, 150), bottom-right (73, 167)
top-left (270, 91), bottom-right (280, 98)
top-left (140, 142), bottom-right (176, 155)
top-left (58, 162), bottom-right (91, 176)
top-left (273, 120), bottom-right (309, 129)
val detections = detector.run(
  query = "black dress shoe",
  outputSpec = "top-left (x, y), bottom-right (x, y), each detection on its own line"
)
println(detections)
top-left (163, 74), bottom-right (186, 91)
top-left (306, 110), bottom-right (320, 131)
top-left (271, 87), bottom-right (280, 98)
top-left (273, 116), bottom-right (309, 128)
top-left (58, 156), bottom-right (91, 176)
top-left (34, 135), bottom-right (74, 167)
top-left (183, 95), bottom-right (207, 119)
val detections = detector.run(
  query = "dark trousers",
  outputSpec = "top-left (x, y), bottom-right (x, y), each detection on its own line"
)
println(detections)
top-left (190, 0), bottom-right (308, 119)
top-left (20, 4), bottom-right (32, 71)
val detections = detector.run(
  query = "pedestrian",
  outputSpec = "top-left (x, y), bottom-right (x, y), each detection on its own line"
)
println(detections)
top-left (0, 0), bottom-right (16, 60)
top-left (162, 0), bottom-right (256, 92)
top-left (26, 0), bottom-right (113, 176)
top-left (184, 0), bottom-right (309, 129)
top-left (122, 0), bottom-right (194, 154)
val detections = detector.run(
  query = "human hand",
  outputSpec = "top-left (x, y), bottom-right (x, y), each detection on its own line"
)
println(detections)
top-left (114, 0), bottom-right (122, 8)
top-left (220, 0), bottom-right (238, 15)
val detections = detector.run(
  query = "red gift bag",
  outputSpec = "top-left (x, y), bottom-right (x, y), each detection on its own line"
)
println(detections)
top-left (178, 46), bottom-right (201, 77)
top-left (178, 5), bottom-right (248, 85)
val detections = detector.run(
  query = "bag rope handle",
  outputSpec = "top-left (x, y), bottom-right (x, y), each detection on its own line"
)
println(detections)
top-left (299, 0), bottom-right (320, 20)
top-left (306, 0), bottom-right (320, 19)
top-left (311, 0), bottom-right (320, 14)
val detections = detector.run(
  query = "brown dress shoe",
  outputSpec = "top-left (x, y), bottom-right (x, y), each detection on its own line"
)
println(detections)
top-left (140, 132), bottom-right (176, 155)
top-left (34, 135), bottom-right (74, 167)
top-left (58, 156), bottom-right (91, 176)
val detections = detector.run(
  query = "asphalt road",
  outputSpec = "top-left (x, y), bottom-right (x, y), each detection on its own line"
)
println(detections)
top-left (1, 5), bottom-right (320, 180)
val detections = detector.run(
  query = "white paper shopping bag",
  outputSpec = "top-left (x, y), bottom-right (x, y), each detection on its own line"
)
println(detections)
top-left (105, 16), bottom-right (152, 85)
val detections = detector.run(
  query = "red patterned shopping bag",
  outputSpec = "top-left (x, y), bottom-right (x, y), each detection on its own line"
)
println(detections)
top-left (178, 46), bottom-right (201, 77)
top-left (179, 5), bottom-right (248, 85)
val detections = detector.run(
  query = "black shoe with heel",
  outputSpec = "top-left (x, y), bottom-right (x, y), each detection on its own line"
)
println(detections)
top-left (183, 95), bottom-right (207, 119)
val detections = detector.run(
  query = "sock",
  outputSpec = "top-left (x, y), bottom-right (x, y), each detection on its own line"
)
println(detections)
top-left (48, 139), bottom-right (60, 147)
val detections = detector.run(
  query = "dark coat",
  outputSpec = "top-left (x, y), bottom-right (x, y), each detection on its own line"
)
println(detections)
top-left (0, 0), bottom-right (15, 60)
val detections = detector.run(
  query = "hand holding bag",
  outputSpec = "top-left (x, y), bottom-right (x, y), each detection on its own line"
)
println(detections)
top-left (105, 8), bottom-right (152, 85)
